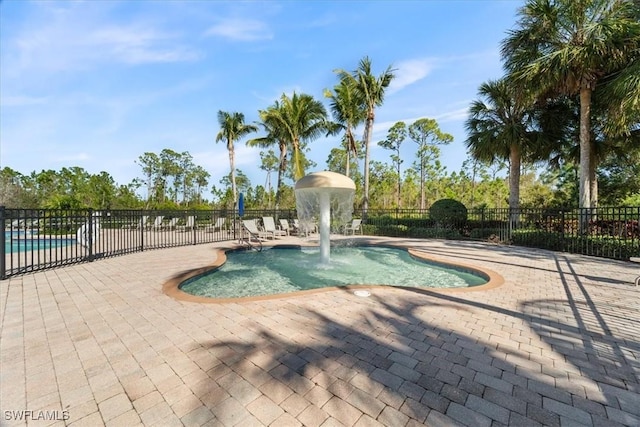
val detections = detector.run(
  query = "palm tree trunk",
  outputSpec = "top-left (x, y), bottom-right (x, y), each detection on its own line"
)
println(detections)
top-left (345, 149), bottom-right (350, 178)
top-left (579, 86), bottom-right (593, 232)
top-left (228, 143), bottom-right (237, 210)
top-left (508, 144), bottom-right (521, 211)
top-left (589, 145), bottom-right (598, 208)
top-left (292, 138), bottom-right (304, 181)
top-left (362, 113), bottom-right (374, 215)
top-left (508, 144), bottom-right (521, 229)
top-left (275, 142), bottom-right (287, 210)
top-left (579, 87), bottom-right (592, 210)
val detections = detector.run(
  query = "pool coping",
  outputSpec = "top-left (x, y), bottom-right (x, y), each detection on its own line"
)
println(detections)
top-left (162, 239), bottom-right (505, 304)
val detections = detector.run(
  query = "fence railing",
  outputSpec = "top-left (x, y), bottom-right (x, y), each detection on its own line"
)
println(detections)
top-left (1, 207), bottom-right (297, 279)
top-left (364, 206), bottom-right (640, 260)
top-left (2, 206), bottom-right (639, 279)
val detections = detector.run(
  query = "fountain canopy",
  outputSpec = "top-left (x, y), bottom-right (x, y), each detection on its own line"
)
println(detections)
top-left (294, 171), bottom-right (356, 191)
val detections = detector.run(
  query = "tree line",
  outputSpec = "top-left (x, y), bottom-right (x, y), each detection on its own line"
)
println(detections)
top-left (1, 0), bottom-right (638, 212)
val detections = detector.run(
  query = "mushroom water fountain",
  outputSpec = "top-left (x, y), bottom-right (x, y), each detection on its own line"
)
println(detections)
top-left (294, 171), bottom-right (356, 264)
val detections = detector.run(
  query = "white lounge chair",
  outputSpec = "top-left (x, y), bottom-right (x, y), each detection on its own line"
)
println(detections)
top-left (123, 215), bottom-right (149, 230)
top-left (7, 219), bottom-right (24, 230)
top-left (177, 216), bottom-right (195, 232)
top-left (296, 219), bottom-right (317, 236)
top-left (262, 217), bottom-right (287, 238)
top-left (242, 219), bottom-right (270, 240)
top-left (214, 217), bottom-right (227, 232)
top-left (147, 215), bottom-right (164, 231)
top-left (343, 218), bottom-right (362, 235)
top-left (163, 217), bottom-right (179, 231)
top-left (278, 219), bottom-right (294, 236)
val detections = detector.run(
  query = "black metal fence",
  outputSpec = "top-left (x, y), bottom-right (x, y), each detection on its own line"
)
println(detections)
top-left (0, 207), bottom-right (297, 279)
top-left (364, 206), bottom-right (640, 261)
top-left (2, 206), bottom-right (639, 279)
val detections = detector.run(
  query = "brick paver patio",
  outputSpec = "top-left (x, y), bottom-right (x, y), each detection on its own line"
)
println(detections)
top-left (1, 237), bottom-right (638, 426)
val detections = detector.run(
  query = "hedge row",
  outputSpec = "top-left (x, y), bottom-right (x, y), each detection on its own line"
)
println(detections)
top-left (361, 224), bottom-right (639, 260)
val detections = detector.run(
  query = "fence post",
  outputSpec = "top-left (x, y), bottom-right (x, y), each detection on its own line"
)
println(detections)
top-left (140, 211), bottom-right (145, 251)
top-left (1, 206), bottom-right (6, 280)
top-left (192, 211), bottom-right (197, 245)
top-left (87, 208), bottom-right (94, 261)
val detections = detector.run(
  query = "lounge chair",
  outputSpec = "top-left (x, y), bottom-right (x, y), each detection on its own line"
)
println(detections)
top-left (262, 217), bottom-right (287, 238)
top-left (177, 216), bottom-right (195, 232)
top-left (205, 217), bottom-right (227, 233)
top-left (163, 217), bottom-right (179, 231)
top-left (278, 219), bottom-right (294, 236)
top-left (7, 219), bottom-right (24, 230)
top-left (343, 218), bottom-right (363, 235)
top-left (123, 215), bottom-right (148, 230)
top-left (296, 218), bottom-right (317, 236)
top-left (27, 219), bottom-right (41, 231)
top-left (242, 219), bottom-right (270, 240)
top-left (147, 215), bottom-right (164, 231)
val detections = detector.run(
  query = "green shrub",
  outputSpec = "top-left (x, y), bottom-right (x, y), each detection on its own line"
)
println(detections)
top-left (429, 199), bottom-right (468, 226)
top-left (512, 230), bottom-right (564, 251)
top-left (566, 236), bottom-right (639, 260)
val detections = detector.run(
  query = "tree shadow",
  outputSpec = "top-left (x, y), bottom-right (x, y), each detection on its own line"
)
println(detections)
top-left (186, 275), bottom-right (639, 426)
top-left (413, 244), bottom-right (636, 287)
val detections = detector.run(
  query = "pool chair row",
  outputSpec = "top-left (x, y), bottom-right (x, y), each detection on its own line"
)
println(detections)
top-left (241, 217), bottom-right (288, 240)
top-left (121, 215), bottom-right (229, 232)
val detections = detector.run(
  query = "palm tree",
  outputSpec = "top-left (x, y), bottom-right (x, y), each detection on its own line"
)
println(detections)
top-left (465, 79), bottom-right (553, 213)
top-left (323, 79), bottom-right (365, 178)
top-left (247, 103), bottom-right (288, 209)
top-left (501, 0), bottom-right (640, 208)
top-left (600, 55), bottom-right (640, 137)
top-left (277, 92), bottom-right (329, 181)
top-left (215, 111), bottom-right (258, 208)
top-left (260, 92), bottom-right (329, 181)
top-left (335, 57), bottom-right (395, 214)
top-left (248, 93), bottom-right (328, 208)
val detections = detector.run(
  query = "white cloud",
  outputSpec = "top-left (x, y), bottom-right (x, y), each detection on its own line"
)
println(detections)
top-left (388, 59), bottom-right (436, 94)
top-left (0, 95), bottom-right (48, 107)
top-left (5, 7), bottom-right (199, 78)
top-left (434, 107), bottom-right (470, 123)
top-left (89, 26), bottom-right (201, 65)
top-left (204, 19), bottom-right (272, 41)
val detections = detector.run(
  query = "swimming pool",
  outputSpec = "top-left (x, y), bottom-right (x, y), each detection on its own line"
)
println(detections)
top-left (179, 245), bottom-right (489, 299)
top-left (4, 231), bottom-right (74, 253)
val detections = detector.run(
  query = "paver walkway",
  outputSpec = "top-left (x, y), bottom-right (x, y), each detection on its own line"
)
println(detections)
top-left (1, 237), bottom-right (638, 426)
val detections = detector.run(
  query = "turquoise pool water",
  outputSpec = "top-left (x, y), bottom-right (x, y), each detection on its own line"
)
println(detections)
top-left (180, 246), bottom-right (488, 298)
top-left (4, 231), bottom-right (74, 253)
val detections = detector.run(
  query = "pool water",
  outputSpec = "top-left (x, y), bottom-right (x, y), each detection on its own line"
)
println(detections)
top-left (180, 246), bottom-right (487, 298)
top-left (4, 231), bottom-right (74, 253)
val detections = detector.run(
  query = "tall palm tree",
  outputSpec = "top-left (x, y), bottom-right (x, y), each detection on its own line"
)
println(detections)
top-left (247, 103), bottom-right (288, 209)
top-left (262, 92), bottom-right (329, 181)
top-left (465, 79), bottom-right (556, 213)
top-left (335, 57), bottom-right (395, 214)
top-left (248, 92), bottom-right (328, 208)
top-left (323, 79), bottom-right (365, 178)
top-left (501, 0), bottom-right (640, 208)
top-left (216, 111), bottom-right (258, 208)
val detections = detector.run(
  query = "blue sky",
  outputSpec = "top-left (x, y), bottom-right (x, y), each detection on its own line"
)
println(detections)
top-left (1, 0), bottom-right (522, 198)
